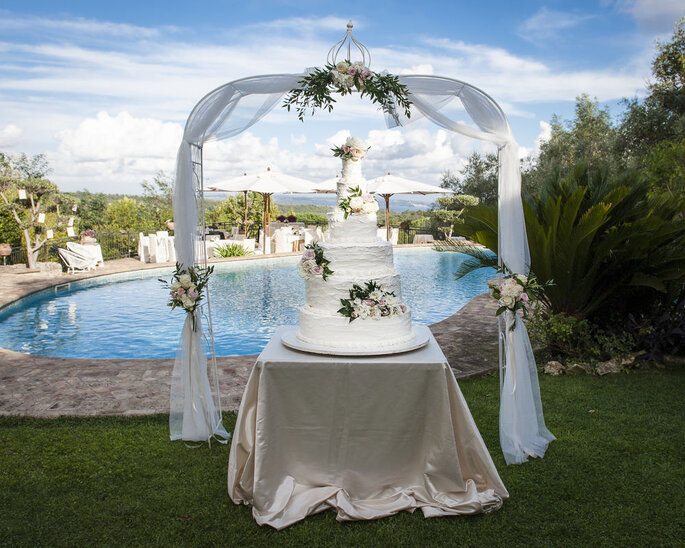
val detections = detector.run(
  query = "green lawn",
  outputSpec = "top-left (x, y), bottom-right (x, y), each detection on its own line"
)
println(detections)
top-left (1, 369), bottom-right (683, 547)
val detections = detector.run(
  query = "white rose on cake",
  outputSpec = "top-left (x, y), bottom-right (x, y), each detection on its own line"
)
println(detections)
top-left (349, 196), bottom-right (364, 211)
top-left (345, 136), bottom-right (367, 150)
top-left (361, 200), bottom-right (378, 214)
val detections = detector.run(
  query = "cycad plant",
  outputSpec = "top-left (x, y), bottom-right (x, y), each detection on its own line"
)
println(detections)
top-left (440, 163), bottom-right (685, 319)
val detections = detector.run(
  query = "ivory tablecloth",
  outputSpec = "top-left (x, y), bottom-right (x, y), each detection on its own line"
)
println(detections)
top-left (227, 326), bottom-right (508, 529)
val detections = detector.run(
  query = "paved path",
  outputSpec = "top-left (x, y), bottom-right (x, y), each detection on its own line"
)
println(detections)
top-left (0, 255), bottom-right (498, 417)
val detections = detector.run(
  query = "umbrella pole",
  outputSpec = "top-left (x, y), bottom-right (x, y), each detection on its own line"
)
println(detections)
top-left (384, 195), bottom-right (391, 242)
top-left (267, 194), bottom-right (271, 252)
top-left (243, 190), bottom-right (248, 233)
top-left (262, 193), bottom-right (267, 254)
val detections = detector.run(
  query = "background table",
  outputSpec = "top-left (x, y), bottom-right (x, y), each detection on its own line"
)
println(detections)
top-left (228, 326), bottom-right (508, 530)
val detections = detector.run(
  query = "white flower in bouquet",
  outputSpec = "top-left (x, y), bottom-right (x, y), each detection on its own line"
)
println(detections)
top-left (352, 61), bottom-right (365, 71)
top-left (350, 147), bottom-right (366, 160)
top-left (181, 294), bottom-right (194, 309)
top-left (341, 74), bottom-right (354, 89)
top-left (298, 261), bottom-right (313, 279)
top-left (369, 289), bottom-right (383, 301)
top-left (501, 279), bottom-right (523, 298)
top-left (515, 274), bottom-right (528, 284)
top-left (179, 274), bottom-right (192, 288)
top-left (357, 303), bottom-right (371, 319)
top-left (346, 136), bottom-right (367, 150)
top-left (336, 61), bottom-right (350, 73)
top-left (500, 295), bottom-right (516, 309)
top-left (369, 306), bottom-right (381, 320)
top-left (384, 294), bottom-right (398, 306)
top-left (171, 281), bottom-right (181, 291)
top-left (349, 196), bottom-right (364, 210)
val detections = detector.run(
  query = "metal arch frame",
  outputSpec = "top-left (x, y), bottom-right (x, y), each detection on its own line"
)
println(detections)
top-left (178, 70), bottom-right (513, 422)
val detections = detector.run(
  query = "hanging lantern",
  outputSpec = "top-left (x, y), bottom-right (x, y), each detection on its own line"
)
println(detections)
top-left (46, 229), bottom-right (54, 239)
top-left (18, 189), bottom-right (27, 200)
top-left (67, 216), bottom-right (74, 227)
top-left (66, 227), bottom-right (75, 237)
top-left (72, 204), bottom-right (78, 212)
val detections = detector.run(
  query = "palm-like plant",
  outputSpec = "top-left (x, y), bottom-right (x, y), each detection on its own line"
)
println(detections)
top-left (440, 163), bottom-right (685, 318)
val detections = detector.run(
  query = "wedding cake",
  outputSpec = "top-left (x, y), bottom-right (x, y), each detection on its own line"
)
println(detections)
top-left (296, 137), bottom-right (415, 349)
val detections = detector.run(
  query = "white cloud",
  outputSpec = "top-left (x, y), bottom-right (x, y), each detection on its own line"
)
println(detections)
top-left (0, 12), bottom-right (658, 194)
top-left (518, 8), bottom-right (594, 42)
top-left (51, 112), bottom-right (182, 193)
top-left (610, 0), bottom-right (684, 33)
top-left (534, 121), bottom-right (552, 156)
top-left (0, 124), bottom-right (22, 147)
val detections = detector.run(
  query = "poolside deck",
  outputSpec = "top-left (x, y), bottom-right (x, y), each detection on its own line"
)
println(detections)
top-left (0, 253), bottom-right (498, 417)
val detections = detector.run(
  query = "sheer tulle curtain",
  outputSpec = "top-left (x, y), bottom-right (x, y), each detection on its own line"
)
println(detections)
top-left (170, 75), bottom-right (303, 443)
top-left (172, 72), bottom-right (554, 462)
top-left (393, 76), bottom-right (555, 464)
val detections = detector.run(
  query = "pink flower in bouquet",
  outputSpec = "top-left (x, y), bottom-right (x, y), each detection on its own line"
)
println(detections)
top-left (364, 298), bottom-right (376, 306)
top-left (378, 299), bottom-right (386, 307)
top-left (311, 265), bottom-right (323, 275)
top-left (343, 145), bottom-right (350, 153)
top-left (177, 288), bottom-right (185, 296)
top-left (362, 70), bottom-right (372, 79)
top-left (362, 193), bottom-right (373, 202)
top-left (303, 249), bottom-right (315, 260)
top-left (521, 292), bottom-right (529, 302)
top-left (348, 66), bottom-right (357, 76)
top-left (400, 304), bottom-right (407, 313)
top-left (188, 288), bottom-right (199, 300)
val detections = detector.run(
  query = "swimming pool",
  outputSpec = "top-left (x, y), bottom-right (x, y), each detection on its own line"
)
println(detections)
top-left (0, 248), bottom-right (494, 358)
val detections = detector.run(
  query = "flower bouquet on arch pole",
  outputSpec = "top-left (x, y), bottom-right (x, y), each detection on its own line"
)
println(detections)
top-left (488, 272), bottom-right (551, 331)
top-left (159, 263), bottom-right (214, 331)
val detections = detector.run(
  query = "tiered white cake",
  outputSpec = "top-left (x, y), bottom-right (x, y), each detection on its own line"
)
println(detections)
top-left (296, 137), bottom-right (414, 349)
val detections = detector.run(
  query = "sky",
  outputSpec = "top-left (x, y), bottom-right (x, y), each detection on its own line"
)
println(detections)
top-left (0, 1), bottom-right (683, 205)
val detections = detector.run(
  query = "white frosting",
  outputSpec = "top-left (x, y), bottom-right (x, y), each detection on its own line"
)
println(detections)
top-left (297, 306), bottom-right (414, 348)
top-left (318, 241), bottom-right (394, 275)
top-left (327, 212), bottom-right (378, 244)
top-left (305, 273), bottom-right (402, 315)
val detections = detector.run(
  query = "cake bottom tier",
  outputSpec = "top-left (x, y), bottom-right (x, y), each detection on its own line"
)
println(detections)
top-left (297, 306), bottom-right (415, 349)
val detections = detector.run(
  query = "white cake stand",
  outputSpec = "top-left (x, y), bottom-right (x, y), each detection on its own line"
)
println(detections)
top-left (280, 325), bottom-right (431, 356)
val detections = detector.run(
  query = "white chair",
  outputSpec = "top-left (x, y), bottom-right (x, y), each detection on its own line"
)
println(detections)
top-left (303, 227), bottom-right (318, 246)
top-left (138, 233), bottom-right (150, 262)
top-left (156, 230), bottom-right (169, 239)
top-left (389, 228), bottom-right (399, 245)
top-left (241, 238), bottom-right (256, 253)
top-left (58, 248), bottom-right (98, 274)
top-left (166, 237), bottom-right (176, 263)
top-left (272, 228), bottom-right (292, 254)
top-left (66, 242), bottom-right (104, 267)
top-left (231, 226), bottom-right (240, 239)
top-left (148, 234), bottom-right (159, 263)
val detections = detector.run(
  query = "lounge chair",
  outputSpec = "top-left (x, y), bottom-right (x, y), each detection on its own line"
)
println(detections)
top-left (58, 247), bottom-right (98, 274)
top-left (66, 241), bottom-right (104, 267)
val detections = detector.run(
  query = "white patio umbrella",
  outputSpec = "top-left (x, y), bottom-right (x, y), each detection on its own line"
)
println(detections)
top-left (367, 173), bottom-right (455, 241)
top-left (312, 175), bottom-right (340, 193)
top-left (206, 167), bottom-right (315, 253)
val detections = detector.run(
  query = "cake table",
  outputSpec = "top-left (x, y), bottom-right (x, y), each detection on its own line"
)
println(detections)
top-left (227, 326), bottom-right (508, 529)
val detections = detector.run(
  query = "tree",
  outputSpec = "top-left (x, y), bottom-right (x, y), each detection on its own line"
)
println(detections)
top-left (75, 191), bottom-right (108, 231)
top-left (430, 194), bottom-right (479, 238)
top-left (104, 197), bottom-right (158, 232)
top-left (141, 171), bottom-right (174, 227)
top-left (530, 95), bottom-right (618, 190)
top-left (0, 175), bottom-right (71, 269)
top-left (205, 193), bottom-right (278, 238)
top-left (441, 153), bottom-right (499, 205)
top-left (617, 18), bottom-right (685, 163)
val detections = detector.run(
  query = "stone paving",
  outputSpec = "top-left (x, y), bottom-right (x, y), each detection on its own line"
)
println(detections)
top-left (0, 254), bottom-right (498, 418)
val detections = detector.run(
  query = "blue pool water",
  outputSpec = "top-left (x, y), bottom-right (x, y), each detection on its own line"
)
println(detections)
top-left (0, 248), bottom-right (494, 358)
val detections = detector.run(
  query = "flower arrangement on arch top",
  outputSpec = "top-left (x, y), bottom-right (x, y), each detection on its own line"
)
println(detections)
top-left (339, 185), bottom-right (379, 219)
top-left (283, 59), bottom-right (412, 122)
top-left (159, 263), bottom-right (214, 330)
top-left (338, 280), bottom-right (407, 322)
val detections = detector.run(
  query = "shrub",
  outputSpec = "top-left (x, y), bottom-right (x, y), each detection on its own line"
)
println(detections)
top-left (213, 242), bottom-right (250, 258)
top-left (296, 212), bottom-right (328, 226)
top-left (287, 214), bottom-right (297, 223)
top-left (527, 309), bottom-right (635, 364)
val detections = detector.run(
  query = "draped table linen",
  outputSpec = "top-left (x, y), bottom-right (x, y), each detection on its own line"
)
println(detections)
top-left (227, 326), bottom-right (508, 529)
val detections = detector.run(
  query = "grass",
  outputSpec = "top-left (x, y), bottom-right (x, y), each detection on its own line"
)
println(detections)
top-left (1, 368), bottom-right (683, 547)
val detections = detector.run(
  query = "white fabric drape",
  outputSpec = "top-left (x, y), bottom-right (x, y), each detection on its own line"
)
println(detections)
top-left (173, 71), bottom-right (554, 462)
